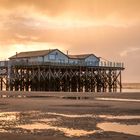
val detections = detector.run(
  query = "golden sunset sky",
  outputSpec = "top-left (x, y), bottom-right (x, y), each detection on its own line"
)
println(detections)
top-left (0, 0), bottom-right (140, 82)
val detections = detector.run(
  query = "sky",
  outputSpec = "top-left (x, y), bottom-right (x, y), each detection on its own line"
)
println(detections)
top-left (0, 0), bottom-right (140, 82)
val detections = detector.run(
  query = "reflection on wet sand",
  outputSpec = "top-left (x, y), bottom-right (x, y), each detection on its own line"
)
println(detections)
top-left (0, 112), bottom-right (19, 121)
top-left (46, 112), bottom-right (140, 120)
top-left (46, 112), bottom-right (94, 118)
top-left (0, 111), bottom-right (100, 137)
top-left (99, 115), bottom-right (140, 119)
top-left (18, 123), bottom-right (100, 137)
top-left (0, 111), bottom-right (140, 137)
top-left (0, 129), bottom-right (7, 133)
top-left (96, 98), bottom-right (140, 102)
top-left (98, 122), bottom-right (140, 136)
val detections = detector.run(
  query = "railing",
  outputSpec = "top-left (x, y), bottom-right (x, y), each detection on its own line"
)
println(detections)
top-left (99, 61), bottom-right (124, 68)
top-left (8, 60), bottom-right (124, 68)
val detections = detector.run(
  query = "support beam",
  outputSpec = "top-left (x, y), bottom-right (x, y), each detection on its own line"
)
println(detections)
top-left (0, 64), bottom-right (124, 92)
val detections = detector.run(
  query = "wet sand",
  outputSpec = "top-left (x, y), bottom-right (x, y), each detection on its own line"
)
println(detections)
top-left (0, 91), bottom-right (140, 140)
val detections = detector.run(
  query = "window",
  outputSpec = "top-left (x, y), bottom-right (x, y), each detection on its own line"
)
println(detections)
top-left (49, 54), bottom-right (56, 60)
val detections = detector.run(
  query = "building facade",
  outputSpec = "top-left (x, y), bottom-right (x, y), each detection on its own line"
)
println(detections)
top-left (9, 49), bottom-right (69, 64)
top-left (9, 49), bottom-right (100, 66)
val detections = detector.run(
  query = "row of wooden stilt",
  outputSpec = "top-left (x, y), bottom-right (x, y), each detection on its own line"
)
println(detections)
top-left (3, 65), bottom-right (123, 92)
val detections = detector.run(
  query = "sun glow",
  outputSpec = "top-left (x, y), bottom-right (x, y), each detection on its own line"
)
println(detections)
top-left (1, 42), bottom-right (66, 59)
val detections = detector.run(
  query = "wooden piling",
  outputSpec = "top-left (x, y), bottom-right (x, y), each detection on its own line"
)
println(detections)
top-left (0, 63), bottom-right (124, 92)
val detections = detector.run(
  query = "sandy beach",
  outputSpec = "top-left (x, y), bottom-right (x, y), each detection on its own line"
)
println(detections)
top-left (0, 91), bottom-right (140, 140)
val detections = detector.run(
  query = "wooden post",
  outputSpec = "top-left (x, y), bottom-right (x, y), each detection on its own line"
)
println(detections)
top-left (120, 70), bottom-right (122, 92)
top-left (2, 62), bottom-right (123, 92)
top-left (0, 78), bottom-right (2, 91)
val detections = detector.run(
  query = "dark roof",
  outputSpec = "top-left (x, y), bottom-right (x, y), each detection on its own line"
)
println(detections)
top-left (68, 54), bottom-right (99, 59)
top-left (9, 49), bottom-right (99, 60)
top-left (9, 49), bottom-right (57, 59)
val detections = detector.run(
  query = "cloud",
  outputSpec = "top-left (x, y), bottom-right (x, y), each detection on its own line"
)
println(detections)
top-left (120, 47), bottom-right (140, 57)
top-left (0, 0), bottom-right (140, 82)
top-left (122, 49), bottom-right (140, 83)
top-left (0, 0), bottom-right (140, 21)
top-left (0, 0), bottom-right (140, 46)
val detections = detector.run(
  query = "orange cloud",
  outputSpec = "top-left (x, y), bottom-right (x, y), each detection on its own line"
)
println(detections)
top-left (0, 0), bottom-right (140, 82)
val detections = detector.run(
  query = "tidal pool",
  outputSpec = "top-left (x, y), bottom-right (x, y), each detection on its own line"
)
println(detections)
top-left (97, 122), bottom-right (140, 136)
top-left (17, 123), bottom-right (101, 137)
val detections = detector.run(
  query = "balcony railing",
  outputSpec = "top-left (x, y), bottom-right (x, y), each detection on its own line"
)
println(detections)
top-left (6, 60), bottom-right (124, 68)
top-left (99, 61), bottom-right (124, 68)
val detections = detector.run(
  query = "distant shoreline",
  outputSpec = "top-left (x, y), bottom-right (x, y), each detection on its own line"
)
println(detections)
top-left (123, 83), bottom-right (140, 89)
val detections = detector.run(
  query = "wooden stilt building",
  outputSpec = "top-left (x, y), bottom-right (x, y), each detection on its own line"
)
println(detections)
top-left (0, 49), bottom-right (124, 92)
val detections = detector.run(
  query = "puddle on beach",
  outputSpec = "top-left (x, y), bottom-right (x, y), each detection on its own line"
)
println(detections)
top-left (0, 111), bottom-right (100, 137)
top-left (99, 115), bottom-right (140, 120)
top-left (46, 112), bottom-right (140, 120)
top-left (96, 98), bottom-right (140, 102)
top-left (97, 122), bottom-right (140, 136)
top-left (0, 111), bottom-right (140, 137)
top-left (18, 123), bottom-right (100, 137)
top-left (46, 112), bottom-right (94, 118)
